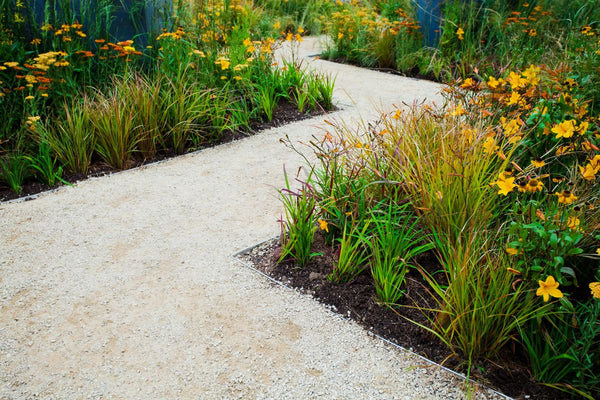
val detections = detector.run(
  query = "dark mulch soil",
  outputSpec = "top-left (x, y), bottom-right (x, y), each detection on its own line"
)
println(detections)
top-left (238, 232), bottom-right (571, 400)
top-left (0, 101), bottom-right (330, 202)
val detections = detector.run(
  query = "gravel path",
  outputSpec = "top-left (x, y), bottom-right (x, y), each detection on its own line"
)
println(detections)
top-left (1, 37), bottom-right (506, 399)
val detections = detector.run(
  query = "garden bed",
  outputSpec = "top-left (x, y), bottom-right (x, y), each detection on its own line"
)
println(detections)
top-left (0, 101), bottom-right (331, 202)
top-left (237, 232), bottom-right (570, 400)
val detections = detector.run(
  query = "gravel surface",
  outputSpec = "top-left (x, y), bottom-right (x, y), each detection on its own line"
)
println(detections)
top-left (1, 37), bottom-right (506, 399)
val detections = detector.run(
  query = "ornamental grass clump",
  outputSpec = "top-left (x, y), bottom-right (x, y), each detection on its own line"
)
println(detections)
top-left (127, 75), bottom-right (169, 160)
top-left (380, 106), bottom-right (507, 254)
top-left (419, 229), bottom-right (549, 380)
top-left (87, 87), bottom-right (138, 170)
top-left (31, 101), bottom-right (94, 175)
top-left (371, 105), bottom-right (546, 378)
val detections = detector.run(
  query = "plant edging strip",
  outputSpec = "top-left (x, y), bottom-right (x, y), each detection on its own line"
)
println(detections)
top-left (233, 237), bottom-right (514, 400)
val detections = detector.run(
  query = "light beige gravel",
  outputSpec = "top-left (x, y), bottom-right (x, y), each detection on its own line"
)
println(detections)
top-left (1, 37), bottom-right (508, 399)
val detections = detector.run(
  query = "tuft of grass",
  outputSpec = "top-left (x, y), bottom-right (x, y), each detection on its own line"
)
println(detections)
top-left (88, 86), bottom-right (138, 170)
top-left (163, 77), bottom-right (210, 154)
top-left (257, 82), bottom-right (279, 122)
top-left (0, 153), bottom-right (30, 194)
top-left (328, 219), bottom-right (371, 284)
top-left (315, 72), bottom-right (336, 110)
top-left (279, 168), bottom-right (318, 268)
top-left (424, 231), bottom-right (544, 366)
top-left (26, 142), bottom-right (65, 187)
top-left (128, 74), bottom-right (168, 160)
top-left (366, 202), bottom-right (433, 306)
top-left (383, 107), bottom-right (508, 256)
top-left (36, 101), bottom-right (95, 175)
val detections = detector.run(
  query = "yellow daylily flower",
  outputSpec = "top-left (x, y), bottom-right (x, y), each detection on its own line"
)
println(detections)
top-left (491, 172), bottom-right (517, 196)
top-left (531, 159), bottom-right (545, 168)
top-left (487, 76), bottom-right (502, 90)
top-left (576, 121), bottom-right (589, 135)
top-left (580, 164), bottom-right (597, 180)
top-left (460, 78), bottom-right (475, 88)
top-left (507, 71), bottom-right (528, 90)
top-left (317, 219), bottom-right (329, 232)
top-left (450, 103), bottom-right (465, 116)
top-left (506, 91), bottom-right (523, 106)
top-left (502, 117), bottom-right (522, 137)
top-left (483, 137), bottom-right (499, 154)
top-left (551, 120), bottom-right (576, 139)
top-left (536, 276), bottom-right (563, 302)
top-left (523, 64), bottom-right (541, 86)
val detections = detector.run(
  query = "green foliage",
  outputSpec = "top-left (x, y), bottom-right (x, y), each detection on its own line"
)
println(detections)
top-left (366, 202), bottom-right (432, 305)
top-left (257, 81), bottom-right (279, 122)
top-left (0, 152), bottom-right (30, 194)
top-left (279, 169), bottom-right (318, 268)
top-left (292, 87), bottom-right (309, 113)
top-left (26, 141), bottom-right (65, 187)
top-left (229, 97), bottom-right (253, 132)
top-left (314, 72), bottom-right (336, 110)
top-left (519, 299), bottom-right (600, 399)
top-left (506, 200), bottom-right (585, 285)
top-left (328, 219), bottom-right (371, 283)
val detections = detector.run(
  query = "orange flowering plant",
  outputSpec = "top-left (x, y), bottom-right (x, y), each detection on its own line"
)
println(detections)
top-left (0, 0), bottom-right (334, 195)
top-left (448, 58), bottom-right (600, 397)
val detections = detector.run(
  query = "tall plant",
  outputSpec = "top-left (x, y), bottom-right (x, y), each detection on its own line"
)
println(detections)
top-left (279, 168), bottom-right (318, 268)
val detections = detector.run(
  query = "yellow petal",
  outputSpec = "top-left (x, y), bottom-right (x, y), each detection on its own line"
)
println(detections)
top-left (548, 288), bottom-right (563, 298)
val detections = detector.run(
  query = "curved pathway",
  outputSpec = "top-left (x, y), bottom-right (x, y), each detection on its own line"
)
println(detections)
top-left (0, 38), bottom-right (504, 399)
